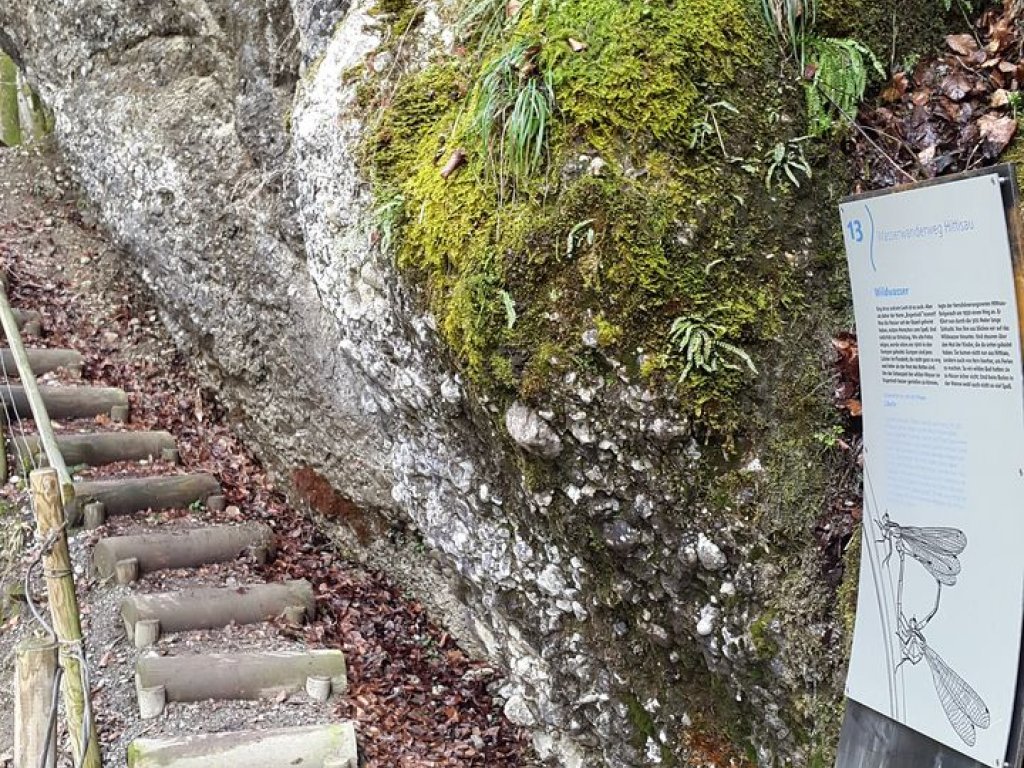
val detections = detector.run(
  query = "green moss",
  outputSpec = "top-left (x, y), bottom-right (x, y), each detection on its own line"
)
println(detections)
top-left (594, 314), bottom-right (622, 346)
top-left (537, 0), bottom-right (761, 144)
top-left (837, 524), bottom-right (861, 642)
top-left (817, 0), bottom-right (964, 69)
top-left (748, 611), bottom-right (779, 660)
top-left (0, 53), bottom-right (22, 147)
top-left (359, 0), bottom-right (816, 431)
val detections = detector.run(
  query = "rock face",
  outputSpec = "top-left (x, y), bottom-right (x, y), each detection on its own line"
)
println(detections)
top-left (0, 1), bottom-right (892, 764)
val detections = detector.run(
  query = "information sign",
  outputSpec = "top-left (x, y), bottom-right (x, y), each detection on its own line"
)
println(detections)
top-left (841, 168), bottom-right (1024, 766)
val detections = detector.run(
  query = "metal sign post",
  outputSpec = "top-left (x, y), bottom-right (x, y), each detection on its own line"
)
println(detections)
top-left (838, 164), bottom-right (1024, 768)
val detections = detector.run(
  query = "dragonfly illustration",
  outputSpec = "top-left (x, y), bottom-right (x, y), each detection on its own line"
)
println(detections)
top-left (896, 614), bottom-right (991, 746)
top-left (876, 513), bottom-right (967, 587)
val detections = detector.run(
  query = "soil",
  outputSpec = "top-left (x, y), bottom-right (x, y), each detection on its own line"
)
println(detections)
top-left (0, 143), bottom-right (541, 768)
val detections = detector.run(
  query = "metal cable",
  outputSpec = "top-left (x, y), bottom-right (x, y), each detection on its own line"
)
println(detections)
top-left (38, 665), bottom-right (63, 768)
top-left (0, 336), bottom-right (41, 476)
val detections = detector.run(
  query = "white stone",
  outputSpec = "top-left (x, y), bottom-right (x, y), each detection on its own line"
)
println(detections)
top-left (696, 603), bottom-right (719, 637)
top-left (503, 694), bottom-right (537, 726)
top-left (697, 533), bottom-right (727, 571)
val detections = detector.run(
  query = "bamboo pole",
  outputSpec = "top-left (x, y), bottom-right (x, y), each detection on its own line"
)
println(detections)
top-left (14, 637), bottom-right (58, 768)
top-left (31, 468), bottom-right (100, 768)
top-left (0, 289), bottom-right (73, 504)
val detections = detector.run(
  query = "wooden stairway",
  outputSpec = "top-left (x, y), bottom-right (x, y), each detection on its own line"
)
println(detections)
top-left (5, 307), bottom-right (359, 766)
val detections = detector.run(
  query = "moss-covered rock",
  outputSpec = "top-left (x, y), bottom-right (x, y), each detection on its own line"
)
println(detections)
top-left (354, 0), bottom-right (957, 762)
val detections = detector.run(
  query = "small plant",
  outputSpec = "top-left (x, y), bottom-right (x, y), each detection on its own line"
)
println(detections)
top-left (813, 424), bottom-right (846, 449)
top-left (499, 289), bottom-right (517, 329)
top-left (667, 315), bottom-right (757, 383)
top-left (764, 137), bottom-right (812, 190)
top-left (372, 192), bottom-right (405, 255)
top-left (458, 0), bottom-right (513, 46)
top-left (759, 0), bottom-right (817, 69)
top-left (565, 218), bottom-right (594, 258)
top-left (1008, 91), bottom-right (1023, 120)
top-left (473, 41), bottom-right (555, 186)
top-left (689, 99), bottom-right (739, 159)
top-left (805, 37), bottom-right (884, 136)
top-left (457, 0), bottom-right (559, 48)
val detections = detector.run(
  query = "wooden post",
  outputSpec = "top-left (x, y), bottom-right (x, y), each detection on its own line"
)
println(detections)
top-left (0, 290), bottom-right (73, 505)
top-left (15, 637), bottom-right (58, 768)
top-left (30, 468), bottom-right (100, 768)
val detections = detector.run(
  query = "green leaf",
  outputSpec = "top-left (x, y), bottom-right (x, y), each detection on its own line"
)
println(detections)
top-left (499, 289), bottom-right (517, 329)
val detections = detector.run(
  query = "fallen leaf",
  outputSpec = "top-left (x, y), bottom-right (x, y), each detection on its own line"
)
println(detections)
top-left (567, 37), bottom-right (588, 52)
top-left (978, 113), bottom-right (1017, 154)
top-left (941, 72), bottom-right (972, 101)
top-left (946, 33), bottom-right (978, 56)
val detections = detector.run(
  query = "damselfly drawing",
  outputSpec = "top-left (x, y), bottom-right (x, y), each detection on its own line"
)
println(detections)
top-left (896, 614), bottom-right (991, 746)
top-left (876, 513), bottom-right (967, 587)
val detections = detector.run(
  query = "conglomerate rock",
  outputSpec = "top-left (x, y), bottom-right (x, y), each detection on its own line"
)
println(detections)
top-left (0, 0), bottom-right (954, 763)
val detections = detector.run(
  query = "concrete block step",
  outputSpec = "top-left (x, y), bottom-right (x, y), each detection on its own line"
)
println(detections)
top-left (0, 347), bottom-right (83, 376)
top-left (71, 473), bottom-right (219, 520)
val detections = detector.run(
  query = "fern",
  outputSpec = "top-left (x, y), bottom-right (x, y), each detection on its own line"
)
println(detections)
top-left (372, 193), bottom-right (405, 255)
top-left (805, 37), bottom-right (884, 136)
top-left (667, 315), bottom-right (757, 383)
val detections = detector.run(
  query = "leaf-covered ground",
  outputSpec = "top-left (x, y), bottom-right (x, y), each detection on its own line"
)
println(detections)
top-left (852, 0), bottom-right (1022, 188)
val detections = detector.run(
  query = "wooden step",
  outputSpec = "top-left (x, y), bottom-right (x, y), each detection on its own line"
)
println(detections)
top-left (0, 384), bottom-right (127, 420)
top-left (71, 473), bottom-right (219, 520)
top-left (13, 430), bottom-right (175, 468)
top-left (0, 347), bottom-right (83, 376)
top-left (135, 650), bottom-right (347, 715)
top-left (10, 308), bottom-right (40, 329)
top-left (92, 524), bottom-right (274, 580)
top-left (127, 723), bottom-right (358, 768)
top-left (121, 580), bottom-right (314, 646)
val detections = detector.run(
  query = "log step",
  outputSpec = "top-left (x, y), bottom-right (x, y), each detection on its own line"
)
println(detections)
top-left (121, 580), bottom-right (315, 646)
top-left (0, 384), bottom-right (127, 420)
top-left (92, 524), bottom-right (274, 580)
top-left (127, 722), bottom-right (358, 768)
top-left (10, 308), bottom-right (40, 329)
top-left (135, 650), bottom-right (347, 712)
top-left (0, 347), bottom-right (83, 376)
top-left (13, 430), bottom-right (176, 468)
top-left (71, 473), bottom-right (220, 520)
